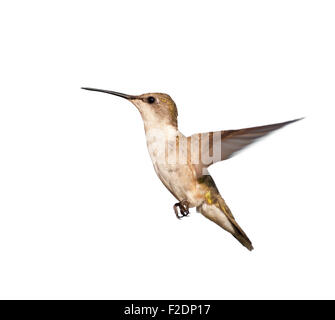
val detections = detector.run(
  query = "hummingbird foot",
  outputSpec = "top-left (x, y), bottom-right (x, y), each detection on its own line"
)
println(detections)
top-left (173, 200), bottom-right (190, 219)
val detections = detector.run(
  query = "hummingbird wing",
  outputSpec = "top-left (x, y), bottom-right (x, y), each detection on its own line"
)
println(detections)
top-left (189, 118), bottom-right (302, 175)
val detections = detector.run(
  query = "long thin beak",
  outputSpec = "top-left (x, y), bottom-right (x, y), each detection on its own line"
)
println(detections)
top-left (81, 87), bottom-right (137, 100)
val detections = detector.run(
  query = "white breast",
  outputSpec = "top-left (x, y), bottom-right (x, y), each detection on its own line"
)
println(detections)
top-left (144, 126), bottom-right (200, 206)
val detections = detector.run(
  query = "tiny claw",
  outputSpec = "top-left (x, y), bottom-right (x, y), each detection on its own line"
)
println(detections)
top-left (173, 200), bottom-right (190, 219)
top-left (173, 203), bottom-right (182, 219)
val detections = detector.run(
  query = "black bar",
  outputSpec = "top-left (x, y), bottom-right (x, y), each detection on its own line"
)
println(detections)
top-left (0, 300), bottom-right (329, 319)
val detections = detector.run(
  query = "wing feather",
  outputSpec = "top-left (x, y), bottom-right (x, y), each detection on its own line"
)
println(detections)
top-left (189, 118), bottom-right (302, 174)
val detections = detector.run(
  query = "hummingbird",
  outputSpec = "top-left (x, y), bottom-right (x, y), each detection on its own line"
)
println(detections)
top-left (82, 87), bottom-right (302, 251)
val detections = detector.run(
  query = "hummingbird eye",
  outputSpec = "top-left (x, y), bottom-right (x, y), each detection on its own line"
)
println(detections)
top-left (147, 96), bottom-right (155, 104)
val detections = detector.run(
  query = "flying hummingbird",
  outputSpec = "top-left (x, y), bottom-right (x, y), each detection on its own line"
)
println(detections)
top-left (82, 87), bottom-right (302, 251)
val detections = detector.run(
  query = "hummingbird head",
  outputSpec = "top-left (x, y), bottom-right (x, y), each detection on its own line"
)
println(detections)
top-left (131, 93), bottom-right (178, 128)
top-left (81, 88), bottom-right (178, 129)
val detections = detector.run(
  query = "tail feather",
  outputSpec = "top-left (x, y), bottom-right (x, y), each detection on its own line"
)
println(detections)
top-left (197, 196), bottom-right (253, 251)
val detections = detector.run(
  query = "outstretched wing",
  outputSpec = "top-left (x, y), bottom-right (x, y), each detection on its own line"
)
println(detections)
top-left (189, 118), bottom-right (302, 175)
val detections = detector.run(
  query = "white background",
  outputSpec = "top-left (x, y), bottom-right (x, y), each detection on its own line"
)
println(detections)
top-left (0, 0), bottom-right (334, 299)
